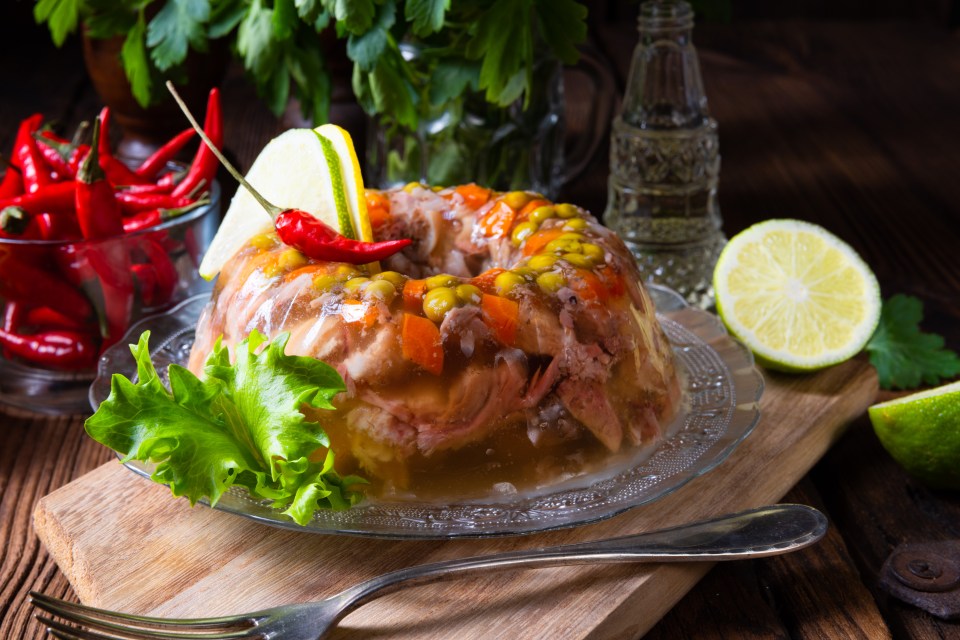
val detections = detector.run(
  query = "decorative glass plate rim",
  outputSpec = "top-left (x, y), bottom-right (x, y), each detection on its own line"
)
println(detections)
top-left (90, 284), bottom-right (764, 539)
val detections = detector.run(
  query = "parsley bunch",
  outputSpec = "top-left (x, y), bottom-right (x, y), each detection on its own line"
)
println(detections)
top-left (35, 0), bottom-right (588, 138)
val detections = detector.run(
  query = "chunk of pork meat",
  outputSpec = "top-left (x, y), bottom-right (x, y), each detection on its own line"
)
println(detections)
top-left (556, 378), bottom-right (623, 452)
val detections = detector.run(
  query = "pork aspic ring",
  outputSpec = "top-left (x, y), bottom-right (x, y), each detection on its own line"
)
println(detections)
top-left (188, 184), bottom-right (682, 500)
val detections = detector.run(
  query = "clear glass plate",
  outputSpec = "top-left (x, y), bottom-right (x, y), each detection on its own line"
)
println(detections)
top-left (90, 284), bottom-right (764, 539)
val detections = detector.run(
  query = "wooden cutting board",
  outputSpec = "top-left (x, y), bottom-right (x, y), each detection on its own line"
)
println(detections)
top-left (34, 357), bottom-right (876, 639)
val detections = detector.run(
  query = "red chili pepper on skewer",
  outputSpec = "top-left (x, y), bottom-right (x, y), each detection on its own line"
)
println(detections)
top-left (171, 88), bottom-right (221, 199)
top-left (275, 210), bottom-right (411, 262)
top-left (135, 128), bottom-right (195, 180)
top-left (0, 326), bottom-right (98, 370)
top-left (166, 82), bottom-right (412, 265)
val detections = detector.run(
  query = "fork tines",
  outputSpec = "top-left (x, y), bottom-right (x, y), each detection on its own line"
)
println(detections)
top-left (29, 591), bottom-right (259, 640)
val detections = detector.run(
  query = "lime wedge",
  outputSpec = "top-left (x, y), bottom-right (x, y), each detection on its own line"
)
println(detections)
top-left (713, 219), bottom-right (881, 372)
top-left (199, 127), bottom-right (369, 280)
top-left (314, 124), bottom-right (374, 243)
top-left (869, 380), bottom-right (960, 489)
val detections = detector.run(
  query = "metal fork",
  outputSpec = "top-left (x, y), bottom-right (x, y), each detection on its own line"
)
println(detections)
top-left (30, 503), bottom-right (826, 640)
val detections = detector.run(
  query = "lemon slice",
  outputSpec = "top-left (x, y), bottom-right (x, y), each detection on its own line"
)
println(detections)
top-left (199, 127), bottom-right (373, 280)
top-left (713, 219), bottom-right (881, 372)
top-left (868, 380), bottom-right (960, 489)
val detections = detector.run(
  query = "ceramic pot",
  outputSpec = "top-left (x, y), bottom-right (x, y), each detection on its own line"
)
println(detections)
top-left (81, 27), bottom-right (229, 162)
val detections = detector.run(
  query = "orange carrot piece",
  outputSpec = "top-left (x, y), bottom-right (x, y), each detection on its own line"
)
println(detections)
top-left (342, 300), bottom-right (377, 328)
top-left (455, 183), bottom-right (491, 209)
top-left (470, 268), bottom-right (505, 294)
top-left (401, 313), bottom-right (443, 375)
top-left (402, 279), bottom-right (428, 313)
top-left (570, 269), bottom-right (608, 304)
top-left (366, 191), bottom-right (392, 230)
top-left (481, 294), bottom-right (519, 346)
top-left (522, 228), bottom-right (565, 256)
top-left (478, 200), bottom-right (516, 238)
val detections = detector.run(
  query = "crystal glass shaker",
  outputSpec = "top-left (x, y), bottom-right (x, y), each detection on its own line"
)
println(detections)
top-left (604, 0), bottom-right (725, 309)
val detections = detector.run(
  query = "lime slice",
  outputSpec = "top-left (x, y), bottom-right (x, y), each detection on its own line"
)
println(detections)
top-left (713, 219), bottom-right (881, 372)
top-left (868, 380), bottom-right (960, 489)
top-left (314, 124), bottom-right (374, 243)
top-left (199, 127), bottom-right (370, 280)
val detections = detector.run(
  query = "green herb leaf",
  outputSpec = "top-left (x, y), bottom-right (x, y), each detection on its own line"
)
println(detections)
top-left (534, 0), bottom-right (586, 65)
top-left (465, 0), bottom-right (534, 106)
top-left (121, 13), bottom-right (153, 108)
top-left (209, 0), bottom-right (248, 38)
top-left (147, 0), bottom-right (212, 71)
top-left (362, 48), bottom-right (418, 129)
top-left (321, 0), bottom-right (375, 34)
top-left (34, 0), bottom-right (82, 47)
top-left (237, 0), bottom-right (278, 77)
top-left (85, 331), bottom-right (363, 526)
top-left (429, 58), bottom-right (479, 106)
top-left (865, 294), bottom-right (960, 390)
top-left (346, 0), bottom-right (396, 72)
top-left (272, 0), bottom-right (298, 40)
top-left (406, 0), bottom-right (449, 37)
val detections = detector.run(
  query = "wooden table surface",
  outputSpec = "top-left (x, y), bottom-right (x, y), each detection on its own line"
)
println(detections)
top-left (3, 8), bottom-right (960, 639)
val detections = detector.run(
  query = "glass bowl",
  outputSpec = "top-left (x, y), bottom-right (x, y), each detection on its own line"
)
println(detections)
top-left (0, 182), bottom-right (220, 415)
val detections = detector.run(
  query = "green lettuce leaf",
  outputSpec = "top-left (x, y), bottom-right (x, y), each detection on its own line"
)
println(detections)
top-left (85, 330), bottom-right (364, 526)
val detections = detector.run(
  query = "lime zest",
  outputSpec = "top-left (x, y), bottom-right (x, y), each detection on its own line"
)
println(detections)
top-left (313, 130), bottom-right (356, 241)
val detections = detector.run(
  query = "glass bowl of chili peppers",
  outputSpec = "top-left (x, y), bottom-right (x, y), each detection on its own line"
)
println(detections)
top-left (0, 93), bottom-right (222, 415)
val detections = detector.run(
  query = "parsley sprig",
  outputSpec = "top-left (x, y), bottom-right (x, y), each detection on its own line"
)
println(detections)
top-left (866, 294), bottom-right (960, 390)
top-left (35, 0), bottom-right (588, 131)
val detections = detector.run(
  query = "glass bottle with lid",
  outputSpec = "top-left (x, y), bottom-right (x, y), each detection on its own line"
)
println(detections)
top-left (603, 0), bottom-right (725, 309)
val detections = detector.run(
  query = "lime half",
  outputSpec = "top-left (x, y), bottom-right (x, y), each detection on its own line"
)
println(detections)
top-left (869, 380), bottom-right (960, 490)
top-left (713, 219), bottom-right (881, 372)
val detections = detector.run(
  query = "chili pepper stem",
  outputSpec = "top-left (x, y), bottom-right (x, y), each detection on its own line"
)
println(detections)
top-left (166, 82), bottom-right (282, 221)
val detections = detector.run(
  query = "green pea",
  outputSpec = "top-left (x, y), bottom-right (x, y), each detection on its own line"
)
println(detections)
top-left (502, 191), bottom-right (532, 210)
top-left (344, 277), bottom-right (370, 293)
top-left (494, 271), bottom-right (526, 296)
top-left (581, 243), bottom-right (605, 263)
top-left (536, 271), bottom-right (567, 293)
top-left (562, 253), bottom-right (594, 268)
top-left (373, 271), bottom-right (406, 288)
top-left (455, 284), bottom-right (482, 305)
top-left (312, 274), bottom-right (339, 291)
top-left (545, 238), bottom-right (581, 255)
top-left (278, 248), bottom-right (307, 271)
top-left (528, 205), bottom-right (556, 225)
top-left (335, 265), bottom-right (361, 281)
top-left (562, 218), bottom-right (588, 231)
top-left (527, 254), bottom-right (559, 271)
top-left (511, 221), bottom-right (538, 246)
top-left (423, 287), bottom-right (459, 322)
top-left (426, 274), bottom-right (459, 290)
top-left (558, 232), bottom-right (586, 242)
top-left (555, 203), bottom-right (579, 219)
top-left (512, 267), bottom-right (537, 281)
top-left (364, 279), bottom-right (397, 301)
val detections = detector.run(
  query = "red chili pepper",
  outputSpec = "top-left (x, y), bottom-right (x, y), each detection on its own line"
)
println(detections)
top-left (76, 118), bottom-right (124, 239)
top-left (1, 301), bottom-right (27, 359)
top-left (0, 181), bottom-right (76, 216)
top-left (115, 191), bottom-right (198, 215)
top-left (97, 107), bottom-right (149, 186)
top-left (34, 131), bottom-right (79, 178)
top-left (24, 306), bottom-right (89, 331)
top-left (171, 88), bottom-right (221, 199)
top-left (137, 237), bottom-right (179, 304)
top-left (131, 263), bottom-right (158, 307)
top-left (0, 326), bottom-right (98, 369)
top-left (122, 199), bottom-right (206, 234)
top-left (0, 250), bottom-right (94, 321)
top-left (135, 128), bottom-right (195, 180)
top-left (12, 114), bottom-right (49, 193)
top-left (275, 209), bottom-right (411, 263)
top-left (35, 211), bottom-right (83, 241)
top-left (0, 156), bottom-right (23, 199)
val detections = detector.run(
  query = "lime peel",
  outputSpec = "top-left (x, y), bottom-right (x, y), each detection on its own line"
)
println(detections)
top-left (868, 380), bottom-right (960, 490)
